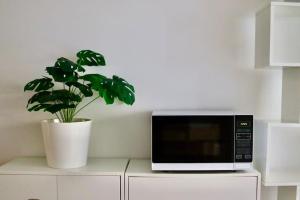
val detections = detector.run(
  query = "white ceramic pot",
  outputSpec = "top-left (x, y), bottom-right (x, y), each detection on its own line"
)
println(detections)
top-left (41, 118), bottom-right (92, 169)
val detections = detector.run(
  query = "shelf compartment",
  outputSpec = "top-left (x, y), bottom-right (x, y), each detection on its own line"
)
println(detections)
top-left (255, 2), bottom-right (300, 68)
top-left (254, 120), bottom-right (300, 186)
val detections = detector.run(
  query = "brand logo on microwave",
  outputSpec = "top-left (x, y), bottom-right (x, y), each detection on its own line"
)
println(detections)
top-left (240, 122), bottom-right (248, 126)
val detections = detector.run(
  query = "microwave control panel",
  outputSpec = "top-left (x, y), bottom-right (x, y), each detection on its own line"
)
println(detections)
top-left (234, 115), bottom-right (253, 163)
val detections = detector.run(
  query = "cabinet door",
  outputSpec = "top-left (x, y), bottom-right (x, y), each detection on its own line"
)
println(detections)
top-left (0, 175), bottom-right (57, 200)
top-left (57, 175), bottom-right (120, 200)
top-left (129, 176), bottom-right (258, 200)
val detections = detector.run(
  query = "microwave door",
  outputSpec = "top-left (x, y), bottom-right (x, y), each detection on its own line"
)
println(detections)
top-left (152, 116), bottom-right (235, 164)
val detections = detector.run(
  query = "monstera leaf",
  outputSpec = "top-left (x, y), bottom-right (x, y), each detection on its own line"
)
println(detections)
top-left (27, 103), bottom-right (51, 112)
top-left (76, 50), bottom-right (106, 66)
top-left (45, 103), bottom-right (76, 114)
top-left (55, 57), bottom-right (85, 72)
top-left (102, 89), bottom-right (114, 104)
top-left (44, 90), bottom-right (81, 103)
top-left (46, 67), bottom-right (78, 82)
top-left (110, 75), bottom-right (135, 105)
top-left (27, 91), bottom-right (51, 106)
top-left (27, 90), bottom-right (81, 114)
top-left (28, 103), bottom-right (76, 114)
top-left (80, 74), bottom-right (107, 82)
top-left (27, 90), bottom-right (81, 107)
top-left (24, 77), bottom-right (54, 92)
top-left (82, 74), bottom-right (135, 105)
top-left (80, 74), bottom-right (107, 90)
top-left (80, 74), bottom-right (113, 103)
top-left (66, 82), bottom-right (93, 97)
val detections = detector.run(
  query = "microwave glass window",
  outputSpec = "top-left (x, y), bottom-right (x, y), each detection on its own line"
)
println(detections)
top-left (152, 116), bottom-right (234, 163)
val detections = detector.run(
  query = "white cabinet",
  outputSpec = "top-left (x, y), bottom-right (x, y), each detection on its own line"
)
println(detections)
top-left (126, 159), bottom-right (261, 200)
top-left (255, 2), bottom-right (300, 68)
top-left (0, 175), bottom-right (57, 200)
top-left (0, 158), bottom-right (262, 200)
top-left (0, 157), bottom-right (128, 200)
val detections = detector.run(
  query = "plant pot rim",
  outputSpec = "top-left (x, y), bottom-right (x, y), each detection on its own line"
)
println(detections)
top-left (41, 118), bottom-right (92, 124)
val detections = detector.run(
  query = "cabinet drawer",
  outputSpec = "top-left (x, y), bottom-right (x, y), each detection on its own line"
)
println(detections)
top-left (58, 175), bottom-right (120, 200)
top-left (129, 176), bottom-right (258, 200)
top-left (0, 175), bottom-right (57, 200)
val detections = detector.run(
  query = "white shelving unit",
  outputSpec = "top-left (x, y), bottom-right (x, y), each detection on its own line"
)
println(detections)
top-left (255, 2), bottom-right (300, 68)
top-left (254, 120), bottom-right (300, 200)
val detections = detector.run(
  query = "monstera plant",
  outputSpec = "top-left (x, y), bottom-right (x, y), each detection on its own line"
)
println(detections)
top-left (24, 50), bottom-right (135, 169)
top-left (24, 50), bottom-right (135, 122)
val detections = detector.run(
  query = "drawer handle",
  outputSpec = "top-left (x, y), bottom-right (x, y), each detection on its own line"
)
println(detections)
top-left (28, 199), bottom-right (40, 200)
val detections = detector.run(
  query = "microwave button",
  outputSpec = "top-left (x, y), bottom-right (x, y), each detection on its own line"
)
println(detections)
top-left (236, 133), bottom-right (252, 140)
top-left (236, 148), bottom-right (251, 155)
top-left (235, 155), bottom-right (242, 159)
top-left (236, 142), bottom-right (250, 147)
top-left (245, 155), bottom-right (252, 159)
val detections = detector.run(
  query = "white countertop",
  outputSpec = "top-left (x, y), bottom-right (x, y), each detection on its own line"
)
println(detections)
top-left (126, 159), bottom-right (261, 178)
top-left (0, 157), bottom-right (129, 176)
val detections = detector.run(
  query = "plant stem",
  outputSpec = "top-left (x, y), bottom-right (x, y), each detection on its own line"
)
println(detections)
top-left (59, 110), bottom-right (65, 122)
top-left (66, 109), bottom-right (71, 122)
top-left (69, 108), bottom-right (73, 122)
top-left (73, 95), bottom-right (100, 116)
top-left (54, 113), bottom-right (62, 122)
top-left (71, 107), bottom-right (76, 120)
top-left (67, 108), bottom-right (70, 122)
top-left (65, 109), bottom-right (69, 122)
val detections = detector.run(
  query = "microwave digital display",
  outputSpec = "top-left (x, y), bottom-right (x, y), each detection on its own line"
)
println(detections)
top-left (237, 121), bottom-right (252, 128)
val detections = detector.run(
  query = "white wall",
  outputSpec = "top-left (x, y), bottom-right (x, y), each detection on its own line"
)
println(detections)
top-left (0, 0), bottom-right (282, 164)
top-left (282, 68), bottom-right (300, 123)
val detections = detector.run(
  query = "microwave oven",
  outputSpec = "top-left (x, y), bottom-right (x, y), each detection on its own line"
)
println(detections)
top-left (151, 110), bottom-right (253, 171)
